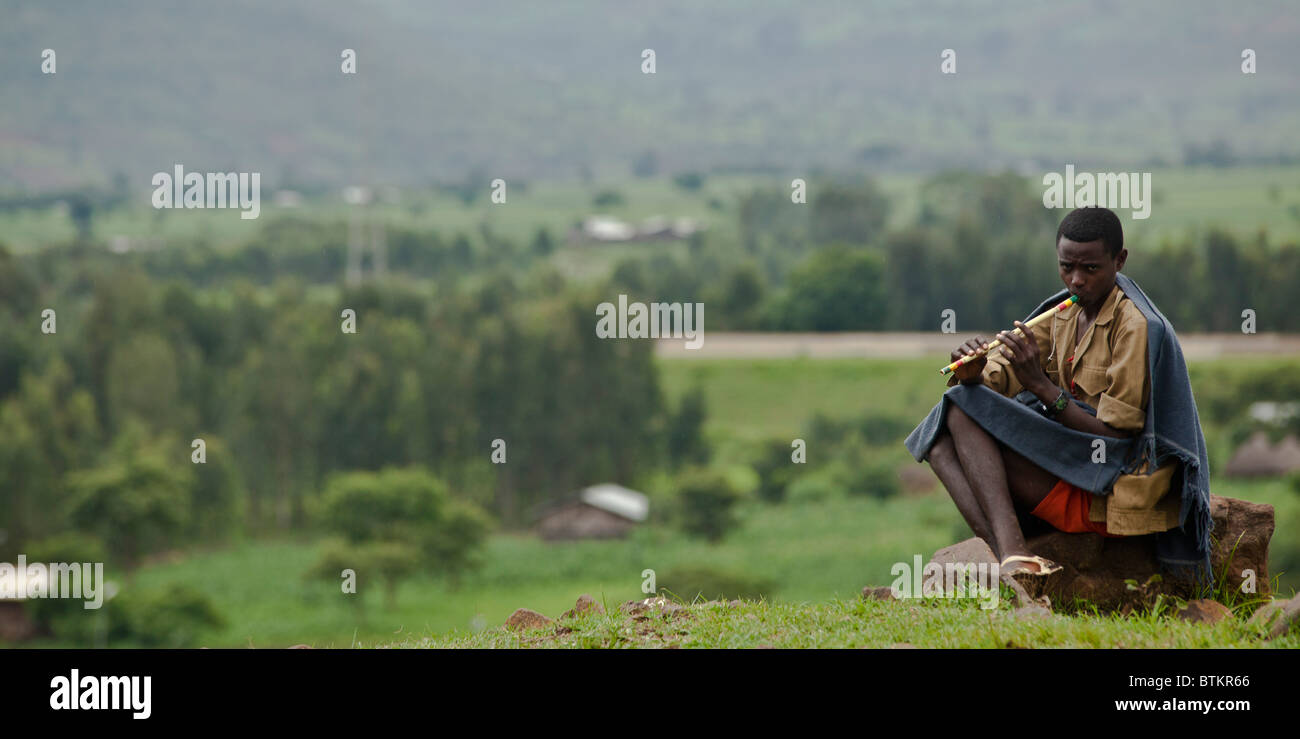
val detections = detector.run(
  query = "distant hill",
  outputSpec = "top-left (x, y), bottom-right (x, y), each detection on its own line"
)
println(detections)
top-left (3, 0), bottom-right (1299, 191)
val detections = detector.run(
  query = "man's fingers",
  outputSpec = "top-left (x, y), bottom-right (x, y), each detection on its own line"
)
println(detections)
top-left (995, 330), bottom-right (1016, 354)
top-left (1012, 322), bottom-right (1035, 355)
top-left (998, 329), bottom-right (1024, 363)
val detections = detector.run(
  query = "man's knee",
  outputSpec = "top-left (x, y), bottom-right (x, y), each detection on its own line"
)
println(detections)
top-left (946, 404), bottom-right (974, 431)
top-left (928, 432), bottom-right (955, 462)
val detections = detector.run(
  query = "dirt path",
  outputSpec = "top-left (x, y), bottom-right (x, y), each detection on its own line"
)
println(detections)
top-left (656, 332), bottom-right (1300, 360)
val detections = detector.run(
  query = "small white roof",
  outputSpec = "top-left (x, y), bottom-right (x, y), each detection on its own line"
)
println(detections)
top-left (580, 484), bottom-right (649, 522)
top-left (584, 216), bottom-right (635, 241)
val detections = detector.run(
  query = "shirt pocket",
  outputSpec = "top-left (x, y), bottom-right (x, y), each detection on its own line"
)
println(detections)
top-left (1109, 461), bottom-right (1178, 511)
top-left (1070, 365), bottom-right (1108, 402)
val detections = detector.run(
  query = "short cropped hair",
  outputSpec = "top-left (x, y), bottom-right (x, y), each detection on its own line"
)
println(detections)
top-left (1056, 207), bottom-right (1123, 258)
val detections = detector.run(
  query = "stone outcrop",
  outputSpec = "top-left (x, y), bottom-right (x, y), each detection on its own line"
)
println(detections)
top-left (923, 495), bottom-right (1273, 612)
top-left (504, 608), bottom-right (554, 630)
top-left (561, 594), bottom-right (605, 620)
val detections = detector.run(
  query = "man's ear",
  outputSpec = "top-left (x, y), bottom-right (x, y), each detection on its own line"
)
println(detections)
top-left (1114, 247), bottom-right (1127, 272)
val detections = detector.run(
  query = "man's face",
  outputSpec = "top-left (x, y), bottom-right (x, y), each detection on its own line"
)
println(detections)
top-left (1057, 236), bottom-right (1126, 309)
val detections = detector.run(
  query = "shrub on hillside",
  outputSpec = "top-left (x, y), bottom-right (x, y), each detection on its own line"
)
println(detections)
top-left (674, 467), bottom-right (744, 543)
top-left (308, 467), bottom-right (492, 607)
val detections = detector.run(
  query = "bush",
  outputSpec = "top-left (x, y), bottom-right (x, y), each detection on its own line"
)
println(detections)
top-left (39, 582), bottom-right (224, 648)
top-left (592, 189), bottom-right (626, 207)
top-left (308, 467), bottom-right (492, 606)
top-left (837, 453), bottom-right (901, 499)
top-left (20, 534), bottom-right (111, 638)
top-left (674, 467), bottom-right (743, 542)
top-left (785, 473), bottom-right (839, 504)
top-left (857, 414), bottom-right (915, 447)
top-left (668, 386), bottom-right (710, 469)
top-left (864, 462), bottom-right (903, 498)
top-left (118, 583), bottom-right (225, 647)
top-left (752, 439), bottom-right (800, 503)
top-left (672, 172), bottom-right (706, 191)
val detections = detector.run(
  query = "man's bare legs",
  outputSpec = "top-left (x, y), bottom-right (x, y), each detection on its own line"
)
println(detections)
top-left (926, 404), bottom-right (1060, 573)
top-left (927, 429), bottom-right (998, 550)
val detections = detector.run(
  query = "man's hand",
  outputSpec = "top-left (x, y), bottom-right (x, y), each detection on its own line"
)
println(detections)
top-left (996, 321), bottom-right (1052, 396)
top-left (950, 336), bottom-right (990, 384)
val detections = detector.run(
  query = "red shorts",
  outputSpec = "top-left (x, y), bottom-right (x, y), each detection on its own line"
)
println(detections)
top-left (1030, 480), bottom-right (1123, 537)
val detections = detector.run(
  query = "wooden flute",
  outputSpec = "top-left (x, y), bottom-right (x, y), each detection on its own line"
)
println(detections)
top-left (938, 294), bottom-right (1078, 375)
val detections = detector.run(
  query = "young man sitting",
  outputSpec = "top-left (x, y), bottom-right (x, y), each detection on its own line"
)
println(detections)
top-left (905, 207), bottom-right (1212, 585)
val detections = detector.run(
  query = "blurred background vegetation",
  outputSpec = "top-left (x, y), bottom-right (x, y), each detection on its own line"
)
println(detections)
top-left (2, 0), bottom-right (1299, 646)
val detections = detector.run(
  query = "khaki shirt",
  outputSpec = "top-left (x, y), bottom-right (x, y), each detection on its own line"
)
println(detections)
top-left (948, 283), bottom-right (1180, 535)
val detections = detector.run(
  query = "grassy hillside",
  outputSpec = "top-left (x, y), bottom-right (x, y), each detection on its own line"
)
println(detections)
top-left (38, 475), bottom-right (1293, 649)
top-left (386, 597), bottom-right (1300, 649)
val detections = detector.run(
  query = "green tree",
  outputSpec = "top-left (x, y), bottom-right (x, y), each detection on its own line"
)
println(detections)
top-left (0, 359), bottom-right (101, 556)
top-left (668, 386), bottom-right (710, 469)
top-left (65, 427), bottom-right (193, 569)
top-left (810, 180), bottom-right (890, 245)
top-left (752, 439), bottom-right (799, 504)
top-left (777, 246), bottom-right (888, 330)
top-left (310, 467), bottom-right (492, 607)
top-left (674, 467), bottom-right (743, 543)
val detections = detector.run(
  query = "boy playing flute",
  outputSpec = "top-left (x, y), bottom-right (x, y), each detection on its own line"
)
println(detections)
top-left (905, 207), bottom-right (1212, 585)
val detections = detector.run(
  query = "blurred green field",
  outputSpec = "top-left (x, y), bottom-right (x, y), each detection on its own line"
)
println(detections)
top-left (26, 355), bottom-right (1297, 649)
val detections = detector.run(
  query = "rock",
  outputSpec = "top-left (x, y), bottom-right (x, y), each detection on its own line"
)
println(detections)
top-left (861, 586), bottom-right (896, 601)
top-left (1175, 599), bottom-right (1232, 624)
top-left (619, 596), bottom-right (691, 620)
top-left (998, 570), bottom-right (1042, 607)
top-left (504, 608), bottom-right (554, 630)
top-left (926, 537), bottom-right (1039, 606)
top-left (1206, 496), bottom-right (1274, 596)
top-left (931, 537), bottom-right (999, 569)
top-left (1247, 600), bottom-right (1286, 629)
top-left (1249, 593), bottom-right (1300, 639)
top-left (561, 593), bottom-right (605, 620)
top-left (287, 644), bottom-right (314, 649)
top-left (928, 495), bottom-right (1273, 613)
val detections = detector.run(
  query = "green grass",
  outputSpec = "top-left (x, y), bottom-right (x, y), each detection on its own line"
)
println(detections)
top-left (386, 596), bottom-right (1300, 649)
top-left (660, 357), bottom-right (936, 451)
